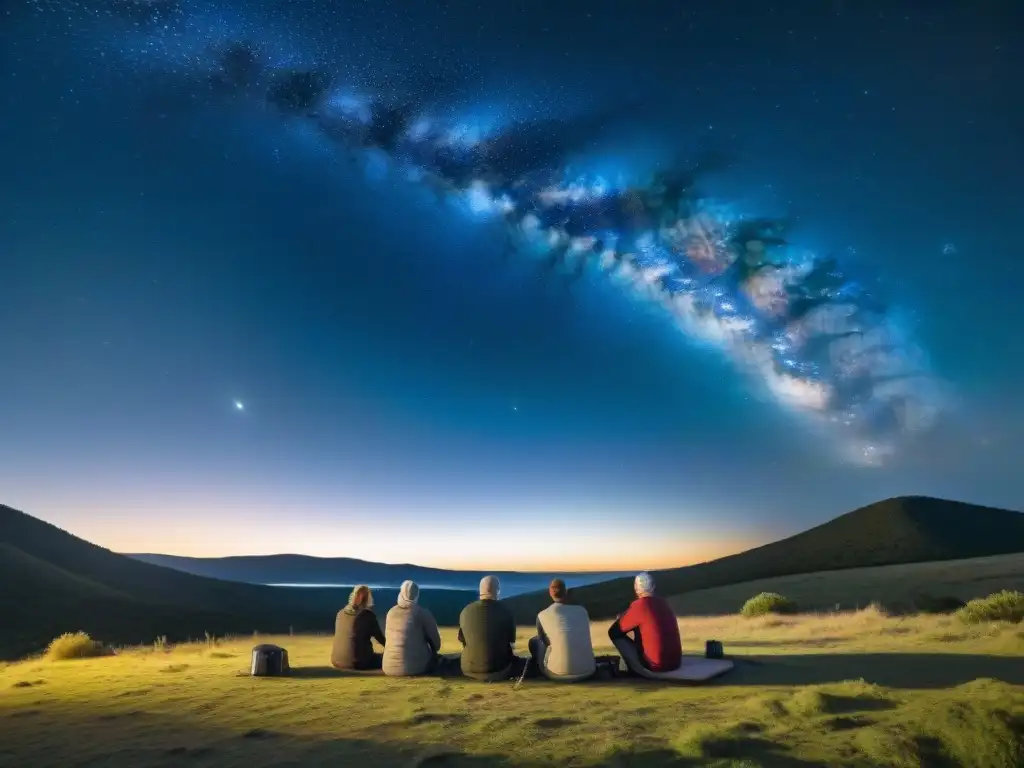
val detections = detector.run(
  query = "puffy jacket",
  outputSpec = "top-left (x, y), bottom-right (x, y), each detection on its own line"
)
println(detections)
top-left (330, 606), bottom-right (385, 670)
top-left (382, 602), bottom-right (442, 676)
top-left (536, 602), bottom-right (596, 681)
top-left (457, 598), bottom-right (516, 678)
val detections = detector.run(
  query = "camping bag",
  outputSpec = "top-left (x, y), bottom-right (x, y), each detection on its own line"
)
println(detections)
top-left (595, 654), bottom-right (624, 678)
top-left (251, 644), bottom-right (290, 676)
top-left (705, 640), bottom-right (724, 659)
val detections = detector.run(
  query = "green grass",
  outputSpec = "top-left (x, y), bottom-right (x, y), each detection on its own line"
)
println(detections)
top-left (740, 593), bottom-right (798, 618)
top-left (2, 610), bottom-right (1022, 767)
top-left (957, 590), bottom-right (1024, 625)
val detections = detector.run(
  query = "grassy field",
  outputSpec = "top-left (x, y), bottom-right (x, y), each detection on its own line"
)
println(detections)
top-left (2, 609), bottom-right (1022, 767)
top-left (669, 552), bottom-right (1024, 616)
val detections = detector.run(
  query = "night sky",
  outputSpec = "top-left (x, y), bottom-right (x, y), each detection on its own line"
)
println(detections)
top-left (1, 0), bottom-right (1021, 571)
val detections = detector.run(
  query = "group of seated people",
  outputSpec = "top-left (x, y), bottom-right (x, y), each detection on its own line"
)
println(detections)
top-left (329, 571), bottom-right (682, 681)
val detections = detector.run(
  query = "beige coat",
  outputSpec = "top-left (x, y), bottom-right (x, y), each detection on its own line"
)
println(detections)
top-left (536, 602), bottom-right (596, 681)
top-left (382, 602), bottom-right (442, 676)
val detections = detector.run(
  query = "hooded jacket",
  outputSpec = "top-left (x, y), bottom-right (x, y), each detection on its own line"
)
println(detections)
top-left (330, 589), bottom-right (386, 670)
top-left (382, 581), bottom-right (443, 676)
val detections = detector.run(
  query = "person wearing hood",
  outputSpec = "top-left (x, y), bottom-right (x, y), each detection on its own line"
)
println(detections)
top-left (607, 572), bottom-right (682, 674)
top-left (528, 578), bottom-right (596, 682)
top-left (457, 575), bottom-right (521, 681)
top-left (330, 585), bottom-right (386, 670)
top-left (382, 580), bottom-right (444, 676)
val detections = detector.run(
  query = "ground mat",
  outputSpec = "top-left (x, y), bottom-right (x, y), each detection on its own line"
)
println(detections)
top-left (612, 638), bottom-right (735, 682)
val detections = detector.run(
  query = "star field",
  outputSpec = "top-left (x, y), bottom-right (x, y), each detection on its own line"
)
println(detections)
top-left (0, 0), bottom-right (1021, 569)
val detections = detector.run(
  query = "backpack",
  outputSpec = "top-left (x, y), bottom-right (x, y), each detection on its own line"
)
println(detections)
top-left (251, 644), bottom-right (290, 676)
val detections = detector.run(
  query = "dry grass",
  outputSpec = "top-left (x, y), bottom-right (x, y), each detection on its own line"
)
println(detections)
top-left (43, 631), bottom-right (109, 661)
top-left (1, 609), bottom-right (1022, 767)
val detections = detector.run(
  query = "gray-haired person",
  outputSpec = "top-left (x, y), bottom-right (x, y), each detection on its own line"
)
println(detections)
top-left (457, 575), bottom-right (524, 681)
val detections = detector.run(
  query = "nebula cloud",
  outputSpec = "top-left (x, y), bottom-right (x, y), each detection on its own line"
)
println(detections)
top-left (30, 0), bottom-right (945, 465)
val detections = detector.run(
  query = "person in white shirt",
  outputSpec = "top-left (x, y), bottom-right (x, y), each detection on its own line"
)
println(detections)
top-left (528, 578), bottom-right (596, 682)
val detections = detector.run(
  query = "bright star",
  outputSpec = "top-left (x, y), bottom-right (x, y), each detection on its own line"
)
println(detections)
top-left (234, 400), bottom-right (245, 411)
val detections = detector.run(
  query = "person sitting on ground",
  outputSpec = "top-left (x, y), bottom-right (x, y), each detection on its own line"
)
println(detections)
top-left (382, 580), bottom-right (444, 676)
top-left (607, 572), bottom-right (682, 674)
top-left (330, 584), bottom-right (386, 671)
top-left (528, 578), bottom-right (596, 682)
top-left (457, 575), bottom-right (521, 681)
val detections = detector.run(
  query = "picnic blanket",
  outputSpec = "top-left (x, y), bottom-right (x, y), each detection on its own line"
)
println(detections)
top-left (612, 637), bottom-right (734, 682)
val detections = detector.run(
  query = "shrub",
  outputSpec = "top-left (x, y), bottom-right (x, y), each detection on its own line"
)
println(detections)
top-left (956, 590), bottom-right (1024, 625)
top-left (741, 592), bottom-right (799, 618)
top-left (45, 632), bottom-right (107, 661)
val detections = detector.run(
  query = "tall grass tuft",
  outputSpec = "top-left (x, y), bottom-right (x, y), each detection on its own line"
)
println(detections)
top-left (45, 632), bottom-right (108, 661)
top-left (741, 592), bottom-right (799, 618)
top-left (956, 590), bottom-right (1024, 624)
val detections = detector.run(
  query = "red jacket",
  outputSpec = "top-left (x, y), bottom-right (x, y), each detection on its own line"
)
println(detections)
top-left (617, 595), bottom-right (681, 672)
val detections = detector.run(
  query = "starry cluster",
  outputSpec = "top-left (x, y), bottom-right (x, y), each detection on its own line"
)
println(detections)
top-left (36, 0), bottom-right (943, 465)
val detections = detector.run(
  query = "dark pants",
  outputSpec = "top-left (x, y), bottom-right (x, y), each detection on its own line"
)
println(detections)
top-left (427, 653), bottom-right (462, 676)
top-left (528, 636), bottom-right (546, 669)
top-left (353, 652), bottom-right (383, 671)
top-left (608, 623), bottom-right (645, 675)
top-left (462, 654), bottom-right (533, 682)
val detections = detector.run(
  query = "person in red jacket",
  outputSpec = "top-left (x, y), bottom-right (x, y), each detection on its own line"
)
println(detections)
top-left (607, 572), bottom-right (682, 673)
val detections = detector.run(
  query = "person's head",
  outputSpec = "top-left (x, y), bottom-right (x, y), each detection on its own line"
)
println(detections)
top-left (549, 578), bottom-right (567, 603)
top-left (634, 572), bottom-right (655, 598)
top-left (348, 584), bottom-right (374, 610)
top-left (398, 580), bottom-right (420, 608)
top-left (479, 575), bottom-right (500, 600)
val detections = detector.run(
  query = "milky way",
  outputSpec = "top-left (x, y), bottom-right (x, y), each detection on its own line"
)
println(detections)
top-left (29, 0), bottom-right (945, 466)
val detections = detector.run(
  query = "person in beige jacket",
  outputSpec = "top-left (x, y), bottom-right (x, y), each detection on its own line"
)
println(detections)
top-left (382, 580), bottom-right (444, 676)
top-left (528, 578), bottom-right (596, 682)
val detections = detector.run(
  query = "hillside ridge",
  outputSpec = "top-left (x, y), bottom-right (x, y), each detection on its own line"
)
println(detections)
top-left (501, 495), bottom-right (1024, 620)
top-left (123, 551), bottom-right (629, 591)
top-left (0, 504), bottom-right (472, 659)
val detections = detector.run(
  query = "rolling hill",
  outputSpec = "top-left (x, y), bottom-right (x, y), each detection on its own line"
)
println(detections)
top-left (6, 494), bottom-right (1023, 659)
top-left (124, 552), bottom-right (630, 595)
top-left (502, 495), bottom-right (1024, 620)
top-left (0, 504), bottom-right (472, 659)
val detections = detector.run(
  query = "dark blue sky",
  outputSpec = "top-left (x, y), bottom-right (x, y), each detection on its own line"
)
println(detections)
top-left (1, 0), bottom-right (1021, 570)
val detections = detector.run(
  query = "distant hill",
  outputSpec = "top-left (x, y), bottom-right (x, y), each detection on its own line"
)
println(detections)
top-left (125, 552), bottom-right (630, 596)
top-left (668, 551), bottom-right (1024, 617)
top-left (502, 496), bottom-right (1024, 621)
top-left (0, 504), bottom-right (473, 659)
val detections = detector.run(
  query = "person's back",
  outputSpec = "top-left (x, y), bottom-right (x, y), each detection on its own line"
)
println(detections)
top-left (458, 576), bottom-right (516, 680)
top-left (536, 601), bottom-right (595, 681)
top-left (383, 581), bottom-right (442, 676)
top-left (330, 585), bottom-right (386, 670)
top-left (617, 593), bottom-right (681, 672)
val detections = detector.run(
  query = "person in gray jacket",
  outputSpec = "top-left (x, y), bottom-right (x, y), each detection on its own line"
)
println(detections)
top-left (382, 580), bottom-right (444, 676)
top-left (528, 578), bottom-right (596, 682)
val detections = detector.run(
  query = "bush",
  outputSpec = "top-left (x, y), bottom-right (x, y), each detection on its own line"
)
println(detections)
top-left (956, 590), bottom-right (1024, 625)
top-left (741, 592), bottom-right (799, 618)
top-left (45, 631), bottom-right (108, 661)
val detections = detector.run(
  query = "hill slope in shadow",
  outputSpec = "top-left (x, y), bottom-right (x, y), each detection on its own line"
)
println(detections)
top-left (0, 504), bottom-right (472, 659)
top-left (503, 496), bottom-right (1024, 620)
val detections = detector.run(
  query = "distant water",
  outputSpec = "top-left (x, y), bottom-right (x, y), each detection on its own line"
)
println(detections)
top-left (269, 572), bottom-right (631, 597)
